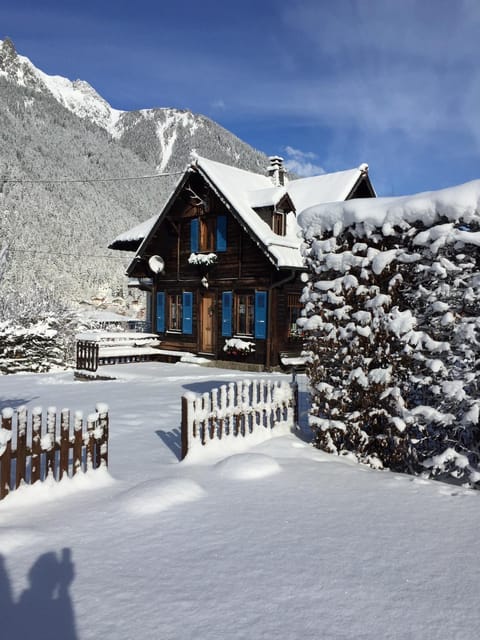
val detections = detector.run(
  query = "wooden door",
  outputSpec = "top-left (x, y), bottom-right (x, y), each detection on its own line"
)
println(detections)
top-left (200, 292), bottom-right (215, 354)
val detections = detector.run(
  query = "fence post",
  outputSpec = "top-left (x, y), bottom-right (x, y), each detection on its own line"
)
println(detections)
top-left (73, 411), bottom-right (83, 475)
top-left (46, 407), bottom-right (57, 478)
top-left (59, 409), bottom-right (70, 481)
top-left (181, 396), bottom-right (189, 460)
top-left (96, 404), bottom-right (109, 467)
top-left (31, 408), bottom-right (42, 484)
top-left (86, 413), bottom-right (96, 470)
top-left (1, 409), bottom-right (13, 500)
top-left (291, 368), bottom-right (299, 428)
top-left (16, 406), bottom-right (28, 488)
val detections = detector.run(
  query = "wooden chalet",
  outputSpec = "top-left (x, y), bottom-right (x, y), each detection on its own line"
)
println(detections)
top-left (109, 156), bottom-right (375, 369)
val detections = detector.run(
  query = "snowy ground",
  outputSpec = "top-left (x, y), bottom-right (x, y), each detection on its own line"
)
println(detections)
top-left (0, 362), bottom-right (479, 640)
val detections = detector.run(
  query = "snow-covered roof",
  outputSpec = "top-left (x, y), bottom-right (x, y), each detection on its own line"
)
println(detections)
top-left (247, 186), bottom-right (287, 209)
top-left (114, 156), bottom-right (371, 269)
top-left (288, 166), bottom-right (368, 214)
top-left (298, 178), bottom-right (480, 240)
top-left (194, 157), bottom-right (305, 268)
top-left (110, 215), bottom-right (158, 248)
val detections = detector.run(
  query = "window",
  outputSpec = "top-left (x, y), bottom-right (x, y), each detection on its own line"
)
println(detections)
top-left (234, 293), bottom-right (254, 336)
top-left (191, 215), bottom-right (227, 253)
top-left (199, 217), bottom-right (216, 252)
top-left (272, 211), bottom-right (286, 236)
top-left (168, 294), bottom-right (183, 331)
top-left (157, 291), bottom-right (192, 334)
top-left (222, 290), bottom-right (268, 339)
top-left (287, 294), bottom-right (303, 337)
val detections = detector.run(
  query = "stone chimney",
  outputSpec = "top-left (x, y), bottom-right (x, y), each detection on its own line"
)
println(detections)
top-left (268, 156), bottom-right (286, 187)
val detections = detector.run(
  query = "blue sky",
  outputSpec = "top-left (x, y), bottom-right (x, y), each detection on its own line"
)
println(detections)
top-left (2, 0), bottom-right (480, 196)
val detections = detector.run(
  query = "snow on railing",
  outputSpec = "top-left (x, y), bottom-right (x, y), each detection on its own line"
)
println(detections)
top-left (181, 378), bottom-right (298, 459)
top-left (0, 404), bottom-right (109, 500)
top-left (75, 332), bottom-right (162, 372)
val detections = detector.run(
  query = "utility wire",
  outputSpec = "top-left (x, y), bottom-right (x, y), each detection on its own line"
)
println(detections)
top-left (9, 248), bottom-right (129, 259)
top-left (1, 170), bottom-right (185, 185)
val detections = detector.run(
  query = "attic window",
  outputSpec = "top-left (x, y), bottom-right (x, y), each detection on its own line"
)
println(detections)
top-left (191, 215), bottom-right (227, 252)
top-left (272, 211), bottom-right (286, 236)
top-left (199, 217), bottom-right (216, 252)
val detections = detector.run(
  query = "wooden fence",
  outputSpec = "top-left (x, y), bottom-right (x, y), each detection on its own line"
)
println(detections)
top-left (0, 404), bottom-right (109, 501)
top-left (181, 378), bottom-right (298, 459)
top-left (76, 340), bottom-right (100, 371)
top-left (76, 333), bottom-right (162, 372)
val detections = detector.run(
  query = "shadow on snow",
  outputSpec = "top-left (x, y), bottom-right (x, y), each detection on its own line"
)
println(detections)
top-left (0, 548), bottom-right (78, 639)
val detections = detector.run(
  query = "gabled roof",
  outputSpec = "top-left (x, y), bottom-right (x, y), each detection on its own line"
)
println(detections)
top-left (110, 155), bottom-right (374, 269)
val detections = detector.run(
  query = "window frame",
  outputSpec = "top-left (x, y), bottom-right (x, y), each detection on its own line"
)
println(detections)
top-left (272, 211), bottom-right (286, 236)
top-left (287, 294), bottom-right (303, 338)
top-left (191, 214), bottom-right (227, 253)
top-left (167, 293), bottom-right (183, 332)
top-left (199, 216), bottom-right (216, 252)
top-left (234, 293), bottom-right (255, 337)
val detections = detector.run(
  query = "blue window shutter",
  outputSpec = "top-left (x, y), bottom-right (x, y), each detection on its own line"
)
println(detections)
top-left (254, 291), bottom-right (268, 339)
top-left (156, 292), bottom-right (165, 333)
top-left (222, 291), bottom-right (232, 337)
top-left (190, 218), bottom-right (199, 253)
top-left (216, 215), bottom-right (227, 252)
top-left (182, 292), bottom-right (193, 334)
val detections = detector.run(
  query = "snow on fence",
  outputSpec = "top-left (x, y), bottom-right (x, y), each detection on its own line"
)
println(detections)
top-left (181, 378), bottom-right (298, 459)
top-left (0, 404), bottom-right (109, 500)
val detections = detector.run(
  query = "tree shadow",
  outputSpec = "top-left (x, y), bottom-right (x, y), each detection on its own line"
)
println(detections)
top-left (296, 386), bottom-right (312, 442)
top-left (0, 548), bottom-right (78, 639)
top-left (0, 397), bottom-right (39, 413)
top-left (156, 428), bottom-right (182, 461)
top-left (182, 379), bottom-right (234, 395)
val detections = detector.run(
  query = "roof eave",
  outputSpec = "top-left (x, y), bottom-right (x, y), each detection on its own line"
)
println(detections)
top-left (125, 165), bottom-right (193, 275)
top-left (195, 163), bottom-right (289, 269)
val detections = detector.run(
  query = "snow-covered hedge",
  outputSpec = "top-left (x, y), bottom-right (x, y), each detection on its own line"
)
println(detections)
top-left (0, 320), bottom-right (68, 374)
top-left (298, 180), bottom-right (480, 486)
top-left (0, 278), bottom-right (81, 374)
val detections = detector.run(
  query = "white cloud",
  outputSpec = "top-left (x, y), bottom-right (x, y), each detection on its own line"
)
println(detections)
top-left (211, 99), bottom-right (226, 110)
top-left (284, 146), bottom-right (325, 177)
top-left (274, 0), bottom-right (480, 145)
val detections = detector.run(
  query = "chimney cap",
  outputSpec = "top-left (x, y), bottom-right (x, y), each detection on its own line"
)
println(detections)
top-left (267, 156), bottom-right (286, 186)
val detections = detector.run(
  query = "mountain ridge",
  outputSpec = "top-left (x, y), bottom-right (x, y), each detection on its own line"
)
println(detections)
top-left (0, 37), bottom-right (271, 316)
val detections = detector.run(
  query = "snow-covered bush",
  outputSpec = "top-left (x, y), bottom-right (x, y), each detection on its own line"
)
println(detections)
top-left (298, 182), bottom-right (480, 486)
top-left (0, 282), bottom-right (79, 373)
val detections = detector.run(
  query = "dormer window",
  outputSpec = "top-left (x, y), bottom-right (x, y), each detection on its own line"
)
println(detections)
top-left (272, 211), bottom-right (286, 236)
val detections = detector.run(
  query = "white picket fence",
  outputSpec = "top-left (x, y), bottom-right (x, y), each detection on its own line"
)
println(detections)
top-left (181, 378), bottom-right (298, 459)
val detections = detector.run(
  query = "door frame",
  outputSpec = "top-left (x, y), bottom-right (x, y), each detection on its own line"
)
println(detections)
top-left (199, 290), bottom-right (216, 354)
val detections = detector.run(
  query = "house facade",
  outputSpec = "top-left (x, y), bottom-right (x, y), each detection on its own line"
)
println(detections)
top-left (110, 156), bottom-right (375, 369)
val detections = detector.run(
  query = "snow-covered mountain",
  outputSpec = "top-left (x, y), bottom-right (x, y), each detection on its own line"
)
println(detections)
top-left (0, 37), bottom-right (270, 314)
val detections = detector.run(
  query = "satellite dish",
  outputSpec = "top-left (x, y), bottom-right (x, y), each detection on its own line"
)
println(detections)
top-left (148, 255), bottom-right (165, 274)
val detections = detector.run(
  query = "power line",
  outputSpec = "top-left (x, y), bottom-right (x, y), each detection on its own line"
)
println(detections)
top-left (9, 248), bottom-right (129, 259)
top-left (1, 170), bottom-right (185, 185)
